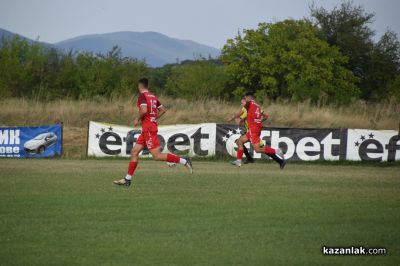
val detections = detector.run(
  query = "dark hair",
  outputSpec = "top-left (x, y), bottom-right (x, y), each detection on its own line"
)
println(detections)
top-left (138, 78), bottom-right (149, 88)
top-left (244, 91), bottom-right (254, 97)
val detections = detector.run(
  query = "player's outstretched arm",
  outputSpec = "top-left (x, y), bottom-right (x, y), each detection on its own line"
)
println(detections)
top-left (261, 111), bottom-right (269, 122)
top-left (235, 118), bottom-right (243, 126)
top-left (227, 108), bottom-right (244, 122)
top-left (157, 106), bottom-right (167, 119)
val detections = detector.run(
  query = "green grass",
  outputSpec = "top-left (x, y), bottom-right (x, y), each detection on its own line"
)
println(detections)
top-left (0, 159), bottom-right (399, 265)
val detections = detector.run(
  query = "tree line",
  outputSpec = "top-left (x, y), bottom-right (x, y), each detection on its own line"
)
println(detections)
top-left (0, 1), bottom-right (399, 104)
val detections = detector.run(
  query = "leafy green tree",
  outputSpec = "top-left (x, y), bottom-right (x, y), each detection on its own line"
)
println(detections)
top-left (310, 1), bottom-right (374, 74)
top-left (52, 50), bottom-right (80, 98)
top-left (310, 1), bottom-right (400, 101)
top-left (221, 19), bottom-right (359, 103)
top-left (0, 37), bottom-right (149, 100)
top-left (364, 31), bottom-right (400, 100)
top-left (387, 74), bottom-right (400, 101)
top-left (0, 37), bottom-right (47, 98)
top-left (74, 46), bottom-right (148, 98)
top-left (165, 60), bottom-right (228, 99)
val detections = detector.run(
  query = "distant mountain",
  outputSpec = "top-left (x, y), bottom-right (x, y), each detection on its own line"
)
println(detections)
top-left (0, 28), bottom-right (53, 48)
top-left (55, 31), bottom-right (221, 67)
top-left (0, 28), bottom-right (220, 67)
top-left (0, 28), bottom-right (16, 39)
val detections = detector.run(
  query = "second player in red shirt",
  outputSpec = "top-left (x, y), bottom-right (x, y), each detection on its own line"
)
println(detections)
top-left (232, 92), bottom-right (286, 168)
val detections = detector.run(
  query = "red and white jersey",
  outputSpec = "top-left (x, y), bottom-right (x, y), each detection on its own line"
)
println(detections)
top-left (245, 100), bottom-right (263, 127)
top-left (136, 91), bottom-right (162, 129)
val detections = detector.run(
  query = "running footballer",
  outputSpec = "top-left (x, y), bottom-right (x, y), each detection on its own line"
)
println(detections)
top-left (114, 78), bottom-right (193, 187)
top-left (231, 92), bottom-right (286, 168)
top-left (227, 97), bottom-right (254, 163)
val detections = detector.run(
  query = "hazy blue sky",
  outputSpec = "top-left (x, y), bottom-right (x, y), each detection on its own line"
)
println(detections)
top-left (0, 0), bottom-right (399, 48)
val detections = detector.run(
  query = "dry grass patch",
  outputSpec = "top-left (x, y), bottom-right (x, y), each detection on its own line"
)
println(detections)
top-left (1, 97), bottom-right (398, 158)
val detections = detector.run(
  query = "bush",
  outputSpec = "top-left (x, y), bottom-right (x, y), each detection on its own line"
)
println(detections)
top-left (165, 60), bottom-right (228, 99)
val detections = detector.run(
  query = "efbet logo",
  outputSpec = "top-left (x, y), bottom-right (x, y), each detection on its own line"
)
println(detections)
top-left (221, 127), bottom-right (244, 156)
top-left (92, 125), bottom-right (211, 156)
top-left (347, 129), bottom-right (400, 161)
top-left (93, 126), bottom-right (152, 156)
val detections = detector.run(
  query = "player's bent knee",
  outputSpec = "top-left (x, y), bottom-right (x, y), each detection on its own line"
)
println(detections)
top-left (252, 144), bottom-right (262, 153)
top-left (149, 147), bottom-right (163, 161)
top-left (154, 154), bottom-right (164, 161)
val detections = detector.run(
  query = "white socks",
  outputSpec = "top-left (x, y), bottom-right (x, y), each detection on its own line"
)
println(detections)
top-left (125, 175), bottom-right (132, 180)
top-left (179, 158), bottom-right (187, 165)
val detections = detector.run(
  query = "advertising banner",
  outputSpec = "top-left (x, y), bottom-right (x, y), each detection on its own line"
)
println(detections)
top-left (216, 125), bottom-right (399, 161)
top-left (216, 124), bottom-right (347, 161)
top-left (346, 129), bottom-right (400, 161)
top-left (87, 121), bottom-right (399, 161)
top-left (0, 125), bottom-right (63, 158)
top-left (87, 121), bottom-right (216, 157)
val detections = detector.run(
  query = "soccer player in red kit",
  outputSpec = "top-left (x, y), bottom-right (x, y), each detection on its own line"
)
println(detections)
top-left (231, 92), bottom-right (286, 168)
top-left (114, 78), bottom-right (193, 186)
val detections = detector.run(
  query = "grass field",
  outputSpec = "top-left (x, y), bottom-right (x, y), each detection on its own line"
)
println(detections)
top-left (0, 159), bottom-right (399, 265)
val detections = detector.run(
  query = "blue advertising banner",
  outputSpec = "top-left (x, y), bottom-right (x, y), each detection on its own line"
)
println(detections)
top-left (0, 125), bottom-right (62, 158)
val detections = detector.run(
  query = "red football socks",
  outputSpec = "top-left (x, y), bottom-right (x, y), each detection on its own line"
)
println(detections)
top-left (237, 148), bottom-right (244, 160)
top-left (264, 146), bottom-right (276, 156)
top-left (127, 161), bottom-right (138, 175)
top-left (167, 153), bottom-right (180, 163)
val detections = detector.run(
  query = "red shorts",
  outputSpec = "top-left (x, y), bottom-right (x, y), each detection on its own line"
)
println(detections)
top-left (136, 128), bottom-right (160, 150)
top-left (246, 125), bottom-right (262, 145)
